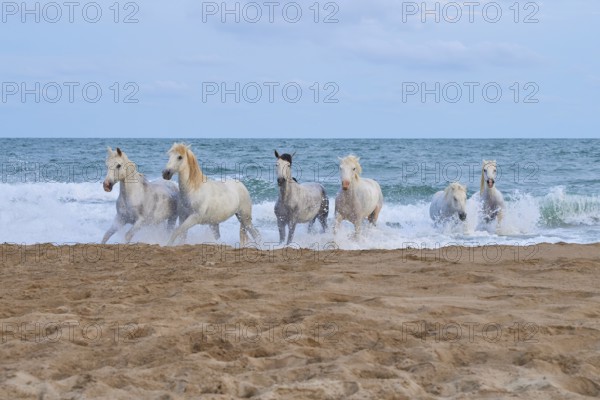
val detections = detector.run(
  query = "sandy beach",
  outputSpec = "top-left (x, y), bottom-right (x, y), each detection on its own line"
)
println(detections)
top-left (1, 243), bottom-right (599, 399)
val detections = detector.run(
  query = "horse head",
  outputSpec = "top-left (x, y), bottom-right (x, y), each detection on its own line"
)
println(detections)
top-left (274, 150), bottom-right (295, 186)
top-left (480, 160), bottom-right (498, 194)
top-left (163, 143), bottom-right (204, 189)
top-left (103, 147), bottom-right (134, 192)
top-left (446, 182), bottom-right (467, 221)
top-left (339, 155), bottom-right (362, 190)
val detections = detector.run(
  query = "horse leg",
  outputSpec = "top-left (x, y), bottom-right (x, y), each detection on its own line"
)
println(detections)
top-left (237, 207), bottom-right (261, 244)
top-left (333, 212), bottom-right (343, 235)
top-left (484, 207), bottom-right (496, 224)
top-left (167, 214), bottom-right (177, 231)
top-left (177, 210), bottom-right (191, 242)
top-left (210, 224), bottom-right (221, 240)
top-left (248, 224), bottom-right (261, 243)
top-left (235, 213), bottom-right (252, 246)
top-left (167, 214), bottom-right (200, 246)
top-left (287, 221), bottom-right (297, 245)
top-left (319, 214), bottom-right (328, 232)
top-left (125, 218), bottom-right (146, 243)
top-left (496, 208), bottom-right (504, 230)
top-left (277, 218), bottom-right (286, 244)
top-left (237, 217), bottom-right (252, 247)
top-left (368, 211), bottom-right (375, 225)
top-left (353, 219), bottom-right (362, 238)
top-left (102, 217), bottom-right (124, 244)
top-left (368, 204), bottom-right (382, 226)
top-left (319, 197), bottom-right (329, 232)
top-left (308, 219), bottom-right (315, 234)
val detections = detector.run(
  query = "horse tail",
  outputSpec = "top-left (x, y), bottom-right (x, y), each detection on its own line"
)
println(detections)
top-left (320, 185), bottom-right (329, 216)
top-left (375, 180), bottom-right (384, 207)
top-left (318, 185), bottom-right (329, 230)
top-left (236, 182), bottom-right (261, 243)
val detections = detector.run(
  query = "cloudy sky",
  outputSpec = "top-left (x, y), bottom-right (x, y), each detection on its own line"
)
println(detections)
top-left (0, 0), bottom-right (598, 138)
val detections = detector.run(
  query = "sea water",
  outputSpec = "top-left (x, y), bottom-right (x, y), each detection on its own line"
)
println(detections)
top-left (0, 138), bottom-right (598, 249)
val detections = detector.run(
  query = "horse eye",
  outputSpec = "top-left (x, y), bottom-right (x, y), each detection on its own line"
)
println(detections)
top-left (352, 168), bottom-right (356, 171)
top-left (116, 164), bottom-right (121, 169)
top-left (178, 156), bottom-right (183, 160)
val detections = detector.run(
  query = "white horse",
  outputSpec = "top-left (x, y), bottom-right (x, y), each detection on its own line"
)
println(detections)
top-left (334, 155), bottom-right (384, 236)
top-left (162, 143), bottom-right (260, 246)
top-left (274, 150), bottom-right (329, 244)
top-left (480, 160), bottom-right (505, 224)
top-left (429, 182), bottom-right (467, 223)
top-left (102, 147), bottom-right (178, 244)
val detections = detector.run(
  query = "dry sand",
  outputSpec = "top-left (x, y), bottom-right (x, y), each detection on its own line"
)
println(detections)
top-left (1, 242), bottom-right (599, 399)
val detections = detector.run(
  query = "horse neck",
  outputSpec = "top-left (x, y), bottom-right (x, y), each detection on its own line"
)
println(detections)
top-left (444, 188), bottom-right (453, 201)
top-left (120, 166), bottom-right (146, 196)
top-left (279, 178), bottom-right (297, 201)
top-left (349, 176), bottom-right (361, 190)
top-left (178, 157), bottom-right (205, 192)
top-left (481, 185), bottom-right (496, 198)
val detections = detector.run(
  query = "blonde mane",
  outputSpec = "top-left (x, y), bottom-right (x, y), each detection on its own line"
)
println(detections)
top-left (170, 143), bottom-right (205, 189)
top-left (340, 154), bottom-right (362, 177)
top-left (480, 167), bottom-right (484, 195)
top-left (445, 182), bottom-right (466, 197)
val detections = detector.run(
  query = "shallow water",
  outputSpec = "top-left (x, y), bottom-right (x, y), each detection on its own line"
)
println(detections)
top-left (1, 138), bottom-right (598, 248)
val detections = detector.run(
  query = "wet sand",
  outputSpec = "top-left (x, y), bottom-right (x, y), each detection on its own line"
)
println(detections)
top-left (1, 243), bottom-right (599, 399)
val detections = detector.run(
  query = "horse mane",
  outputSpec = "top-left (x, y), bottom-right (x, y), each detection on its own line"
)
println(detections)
top-left (106, 147), bottom-right (131, 165)
top-left (279, 153), bottom-right (293, 165)
top-left (445, 182), bottom-right (466, 198)
top-left (480, 160), bottom-right (496, 195)
top-left (107, 147), bottom-right (142, 179)
top-left (340, 155), bottom-right (362, 176)
top-left (480, 166), bottom-right (484, 195)
top-left (171, 143), bottom-right (205, 189)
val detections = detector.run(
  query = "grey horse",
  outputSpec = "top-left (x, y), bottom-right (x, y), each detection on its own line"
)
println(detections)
top-left (102, 147), bottom-right (178, 244)
top-left (274, 151), bottom-right (329, 244)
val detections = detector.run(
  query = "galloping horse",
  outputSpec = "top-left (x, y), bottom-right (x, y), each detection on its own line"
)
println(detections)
top-left (480, 160), bottom-right (505, 225)
top-left (430, 182), bottom-right (468, 224)
top-left (334, 155), bottom-right (384, 237)
top-left (162, 143), bottom-right (260, 246)
top-left (101, 147), bottom-right (178, 244)
top-left (274, 150), bottom-right (329, 244)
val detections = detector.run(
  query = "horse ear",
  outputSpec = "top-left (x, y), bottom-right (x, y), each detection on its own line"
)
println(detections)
top-left (116, 147), bottom-right (123, 157)
top-left (291, 151), bottom-right (296, 158)
top-left (274, 150), bottom-right (279, 158)
top-left (106, 147), bottom-right (113, 155)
